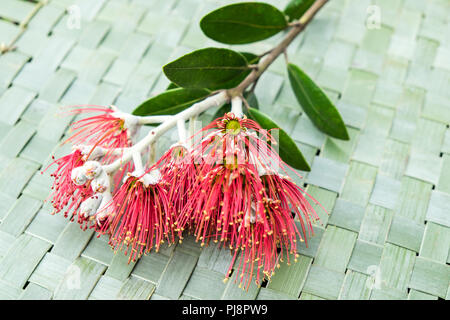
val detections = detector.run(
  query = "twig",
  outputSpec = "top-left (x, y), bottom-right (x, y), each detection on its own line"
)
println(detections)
top-left (283, 49), bottom-right (289, 64)
top-left (230, 0), bottom-right (328, 97)
top-left (102, 0), bottom-right (328, 174)
top-left (241, 95), bottom-right (252, 111)
top-left (103, 91), bottom-right (228, 173)
top-left (0, 1), bottom-right (44, 54)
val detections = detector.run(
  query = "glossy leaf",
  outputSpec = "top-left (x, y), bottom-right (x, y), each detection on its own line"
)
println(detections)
top-left (200, 2), bottom-right (288, 44)
top-left (248, 107), bottom-right (310, 171)
top-left (284, 0), bottom-right (315, 22)
top-left (163, 48), bottom-right (249, 89)
top-left (217, 52), bottom-right (260, 89)
top-left (287, 63), bottom-right (349, 140)
top-left (166, 82), bottom-right (179, 90)
top-left (132, 88), bottom-right (210, 116)
top-left (240, 52), bottom-right (260, 65)
top-left (243, 91), bottom-right (259, 110)
top-left (211, 104), bottom-right (232, 121)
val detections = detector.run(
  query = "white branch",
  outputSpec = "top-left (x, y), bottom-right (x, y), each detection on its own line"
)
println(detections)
top-left (231, 96), bottom-right (243, 117)
top-left (103, 91), bottom-right (228, 174)
top-left (138, 115), bottom-right (173, 125)
top-left (94, 1), bottom-right (330, 176)
top-left (188, 115), bottom-right (198, 148)
top-left (132, 151), bottom-right (144, 175)
top-left (177, 119), bottom-right (187, 143)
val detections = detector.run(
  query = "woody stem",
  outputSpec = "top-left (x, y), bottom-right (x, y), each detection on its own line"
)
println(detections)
top-left (104, 91), bottom-right (228, 173)
top-left (103, 0), bottom-right (328, 174)
top-left (229, 0), bottom-right (328, 97)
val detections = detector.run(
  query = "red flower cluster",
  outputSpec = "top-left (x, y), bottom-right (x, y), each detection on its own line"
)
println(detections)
top-left (157, 144), bottom-right (198, 222)
top-left (44, 106), bottom-right (133, 227)
top-left (174, 113), bottom-right (320, 289)
top-left (44, 149), bottom-right (92, 221)
top-left (45, 109), bottom-right (322, 290)
top-left (100, 173), bottom-right (172, 262)
top-left (64, 106), bottom-right (130, 161)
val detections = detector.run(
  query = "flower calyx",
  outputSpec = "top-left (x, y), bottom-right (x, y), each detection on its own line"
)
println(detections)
top-left (124, 169), bottom-right (163, 188)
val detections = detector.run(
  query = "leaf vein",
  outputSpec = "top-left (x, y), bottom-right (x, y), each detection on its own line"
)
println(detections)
top-left (206, 19), bottom-right (286, 30)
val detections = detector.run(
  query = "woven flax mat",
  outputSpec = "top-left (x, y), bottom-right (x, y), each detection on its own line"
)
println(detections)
top-left (0, 0), bottom-right (449, 300)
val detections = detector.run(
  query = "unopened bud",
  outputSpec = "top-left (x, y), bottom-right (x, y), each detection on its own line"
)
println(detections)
top-left (71, 167), bottom-right (87, 186)
top-left (91, 171), bottom-right (111, 193)
top-left (95, 191), bottom-right (113, 225)
top-left (75, 145), bottom-right (105, 161)
top-left (83, 161), bottom-right (102, 179)
top-left (79, 193), bottom-right (103, 218)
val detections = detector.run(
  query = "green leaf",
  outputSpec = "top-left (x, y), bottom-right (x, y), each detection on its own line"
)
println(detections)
top-left (244, 91), bottom-right (259, 110)
top-left (247, 107), bottom-right (310, 171)
top-left (200, 2), bottom-right (288, 44)
top-left (216, 52), bottom-right (260, 89)
top-left (240, 52), bottom-right (260, 65)
top-left (211, 104), bottom-right (232, 121)
top-left (163, 48), bottom-right (249, 89)
top-left (287, 63), bottom-right (349, 140)
top-left (212, 91), bottom-right (259, 120)
top-left (166, 82), bottom-right (179, 90)
top-left (132, 88), bottom-right (210, 116)
top-left (284, 0), bottom-right (315, 22)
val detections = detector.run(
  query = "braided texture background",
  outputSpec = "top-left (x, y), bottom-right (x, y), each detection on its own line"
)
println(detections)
top-left (0, 0), bottom-right (449, 300)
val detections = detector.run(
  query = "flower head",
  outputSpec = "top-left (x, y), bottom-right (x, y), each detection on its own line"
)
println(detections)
top-left (43, 148), bottom-right (93, 223)
top-left (225, 172), bottom-right (320, 289)
top-left (155, 144), bottom-right (198, 225)
top-left (64, 106), bottom-right (138, 192)
top-left (192, 113), bottom-right (276, 169)
top-left (63, 106), bottom-right (136, 162)
top-left (99, 171), bottom-right (174, 262)
top-left (176, 112), bottom-right (321, 289)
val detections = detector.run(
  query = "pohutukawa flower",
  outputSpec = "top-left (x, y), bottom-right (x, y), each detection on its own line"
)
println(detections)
top-left (40, 0), bottom-right (335, 293)
top-left (192, 113), bottom-right (276, 169)
top-left (43, 148), bottom-right (93, 222)
top-left (44, 151), bottom-right (115, 230)
top-left (63, 106), bottom-right (138, 162)
top-left (176, 112), bottom-right (321, 290)
top-left (155, 144), bottom-right (198, 226)
top-left (99, 170), bottom-right (174, 262)
top-left (63, 107), bottom-right (138, 192)
top-left (226, 171), bottom-right (321, 289)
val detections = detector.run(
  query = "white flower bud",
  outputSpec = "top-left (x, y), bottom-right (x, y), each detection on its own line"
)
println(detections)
top-left (73, 145), bottom-right (104, 161)
top-left (95, 191), bottom-right (113, 225)
top-left (122, 172), bottom-right (132, 184)
top-left (83, 161), bottom-right (102, 179)
top-left (91, 171), bottom-right (111, 193)
top-left (71, 167), bottom-right (87, 186)
top-left (79, 193), bottom-right (103, 218)
top-left (169, 142), bottom-right (189, 151)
